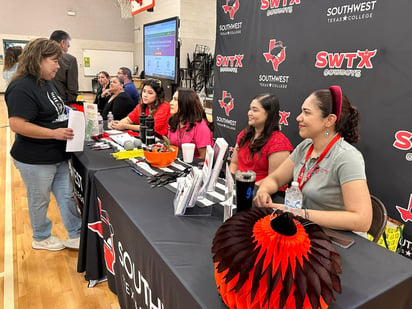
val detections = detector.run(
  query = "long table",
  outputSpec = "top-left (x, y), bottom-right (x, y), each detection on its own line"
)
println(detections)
top-left (72, 144), bottom-right (128, 283)
top-left (93, 166), bottom-right (412, 309)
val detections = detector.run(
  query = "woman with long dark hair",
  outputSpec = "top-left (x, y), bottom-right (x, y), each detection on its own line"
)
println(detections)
top-left (255, 86), bottom-right (372, 232)
top-left (109, 78), bottom-right (170, 136)
top-left (168, 88), bottom-right (213, 159)
top-left (229, 93), bottom-right (293, 189)
top-left (2, 46), bottom-right (22, 85)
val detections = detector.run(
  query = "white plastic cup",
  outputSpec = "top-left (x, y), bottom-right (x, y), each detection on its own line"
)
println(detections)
top-left (181, 143), bottom-right (195, 163)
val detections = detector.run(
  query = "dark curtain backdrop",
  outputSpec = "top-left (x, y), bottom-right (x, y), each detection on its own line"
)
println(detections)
top-left (213, 0), bottom-right (412, 258)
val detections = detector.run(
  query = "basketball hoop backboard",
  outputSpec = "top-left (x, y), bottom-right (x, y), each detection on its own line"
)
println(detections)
top-left (131, 0), bottom-right (155, 15)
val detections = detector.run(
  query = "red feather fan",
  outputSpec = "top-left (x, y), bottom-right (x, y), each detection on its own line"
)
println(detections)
top-left (212, 208), bottom-right (342, 309)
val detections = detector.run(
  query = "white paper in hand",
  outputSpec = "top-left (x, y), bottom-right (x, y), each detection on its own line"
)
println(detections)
top-left (66, 110), bottom-right (85, 152)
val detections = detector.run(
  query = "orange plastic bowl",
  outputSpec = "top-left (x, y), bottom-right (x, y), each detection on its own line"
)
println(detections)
top-left (144, 145), bottom-right (179, 168)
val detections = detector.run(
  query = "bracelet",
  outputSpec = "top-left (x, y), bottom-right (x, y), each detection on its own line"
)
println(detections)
top-left (303, 208), bottom-right (309, 220)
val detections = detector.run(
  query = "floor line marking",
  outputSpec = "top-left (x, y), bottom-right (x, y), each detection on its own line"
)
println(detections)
top-left (4, 124), bottom-right (15, 308)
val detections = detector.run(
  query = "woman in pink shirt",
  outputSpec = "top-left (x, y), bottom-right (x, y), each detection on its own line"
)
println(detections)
top-left (168, 88), bottom-right (213, 159)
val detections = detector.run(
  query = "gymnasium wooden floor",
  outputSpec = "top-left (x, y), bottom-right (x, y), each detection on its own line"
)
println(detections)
top-left (0, 93), bottom-right (120, 308)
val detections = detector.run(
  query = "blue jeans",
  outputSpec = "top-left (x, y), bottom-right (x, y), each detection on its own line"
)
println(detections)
top-left (14, 159), bottom-right (82, 241)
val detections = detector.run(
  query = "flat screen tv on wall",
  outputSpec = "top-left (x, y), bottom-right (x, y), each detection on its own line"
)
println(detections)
top-left (143, 16), bottom-right (180, 84)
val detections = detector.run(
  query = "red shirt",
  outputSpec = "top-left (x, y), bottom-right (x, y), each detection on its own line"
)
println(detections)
top-left (128, 101), bottom-right (170, 136)
top-left (236, 130), bottom-right (293, 182)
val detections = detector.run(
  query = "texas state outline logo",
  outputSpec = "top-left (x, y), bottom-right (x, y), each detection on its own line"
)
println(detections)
top-left (88, 197), bottom-right (116, 275)
top-left (279, 111), bottom-right (291, 126)
top-left (222, 0), bottom-right (240, 20)
top-left (263, 39), bottom-right (286, 71)
top-left (218, 91), bottom-right (235, 116)
top-left (396, 194), bottom-right (412, 223)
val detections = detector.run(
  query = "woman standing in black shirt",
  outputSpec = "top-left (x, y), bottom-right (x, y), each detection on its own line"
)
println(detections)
top-left (5, 38), bottom-right (82, 251)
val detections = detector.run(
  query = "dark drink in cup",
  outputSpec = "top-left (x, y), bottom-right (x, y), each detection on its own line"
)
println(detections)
top-left (235, 170), bottom-right (256, 212)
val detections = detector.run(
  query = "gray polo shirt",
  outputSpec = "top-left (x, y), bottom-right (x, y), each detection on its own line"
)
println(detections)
top-left (290, 137), bottom-right (366, 211)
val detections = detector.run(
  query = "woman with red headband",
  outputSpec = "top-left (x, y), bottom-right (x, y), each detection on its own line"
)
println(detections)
top-left (254, 86), bottom-right (372, 232)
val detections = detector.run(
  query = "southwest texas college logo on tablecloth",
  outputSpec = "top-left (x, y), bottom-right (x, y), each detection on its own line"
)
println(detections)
top-left (88, 198), bottom-right (115, 275)
top-left (91, 198), bottom-right (165, 308)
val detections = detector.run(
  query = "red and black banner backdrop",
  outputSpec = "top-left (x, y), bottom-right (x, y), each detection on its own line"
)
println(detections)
top-left (213, 0), bottom-right (412, 258)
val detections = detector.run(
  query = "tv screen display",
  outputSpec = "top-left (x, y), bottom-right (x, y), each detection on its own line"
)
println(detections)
top-left (143, 17), bottom-right (179, 83)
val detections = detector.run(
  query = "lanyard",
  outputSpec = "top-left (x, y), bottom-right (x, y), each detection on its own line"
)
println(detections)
top-left (177, 123), bottom-right (186, 146)
top-left (297, 134), bottom-right (341, 191)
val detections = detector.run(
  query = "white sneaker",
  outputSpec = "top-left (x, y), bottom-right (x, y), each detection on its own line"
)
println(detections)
top-left (32, 235), bottom-right (65, 251)
top-left (64, 237), bottom-right (80, 250)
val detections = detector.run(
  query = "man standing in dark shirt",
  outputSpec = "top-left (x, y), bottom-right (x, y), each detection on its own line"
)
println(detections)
top-left (50, 30), bottom-right (79, 103)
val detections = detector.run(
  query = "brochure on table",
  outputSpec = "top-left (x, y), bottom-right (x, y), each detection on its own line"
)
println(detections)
top-left (173, 167), bottom-right (209, 216)
top-left (197, 145), bottom-right (214, 199)
top-left (83, 102), bottom-right (99, 139)
top-left (173, 138), bottom-right (229, 216)
top-left (206, 137), bottom-right (229, 192)
top-left (222, 163), bottom-right (235, 222)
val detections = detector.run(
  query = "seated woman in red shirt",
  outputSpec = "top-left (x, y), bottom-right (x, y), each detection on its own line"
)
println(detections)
top-left (109, 79), bottom-right (170, 136)
top-left (229, 93), bottom-right (293, 201)
top-left (168, 88), bottom-right (213, 159)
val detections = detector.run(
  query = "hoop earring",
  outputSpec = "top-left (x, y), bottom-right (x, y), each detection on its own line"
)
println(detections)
top-left (325, 130), bottom-right (329, 137)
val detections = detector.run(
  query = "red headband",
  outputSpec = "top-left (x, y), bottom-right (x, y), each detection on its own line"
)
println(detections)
top-left (329, 85), bottom-right (342, 121)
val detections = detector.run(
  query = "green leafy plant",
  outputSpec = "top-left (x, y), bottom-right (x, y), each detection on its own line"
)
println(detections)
top-left (162, 135), bottom-right (172, 151)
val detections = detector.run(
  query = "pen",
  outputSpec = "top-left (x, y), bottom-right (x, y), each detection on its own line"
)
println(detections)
top-left (92, 146), bottom-right (110, 151)
top-left (131, 167), bottom-right (143, 176)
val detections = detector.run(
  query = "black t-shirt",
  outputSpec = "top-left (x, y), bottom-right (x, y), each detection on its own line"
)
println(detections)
top-left (94, 83), bottom-right (110, 113)
top-left (5, 75), bottom-right (71, 164)
top-left (101, 92), bottom-right (137, 120)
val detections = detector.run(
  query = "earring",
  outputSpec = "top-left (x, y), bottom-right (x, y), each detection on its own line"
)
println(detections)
top-left (325, 130), bottom-right (329, 137)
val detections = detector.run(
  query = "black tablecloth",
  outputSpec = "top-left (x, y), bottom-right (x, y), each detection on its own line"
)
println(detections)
top-left (94, 167), bottom-right (412, 309)
top-left (72, 144), bottom-right (128, 282)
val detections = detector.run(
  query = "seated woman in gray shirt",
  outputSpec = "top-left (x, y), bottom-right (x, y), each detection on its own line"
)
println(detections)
top-left (254, 86), bottom-right (372, 232)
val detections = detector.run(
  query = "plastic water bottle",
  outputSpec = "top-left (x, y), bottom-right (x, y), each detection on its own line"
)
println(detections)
top-left (97, 112), bottom-right (104, 134)
top-left (107, 111), bottom-right (114, 124)
top-left (284, 181), bottom-right (303, 209)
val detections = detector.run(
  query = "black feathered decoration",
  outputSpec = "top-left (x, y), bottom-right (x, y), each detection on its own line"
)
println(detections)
top-left (211, 208), bottom-right (342, 309)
